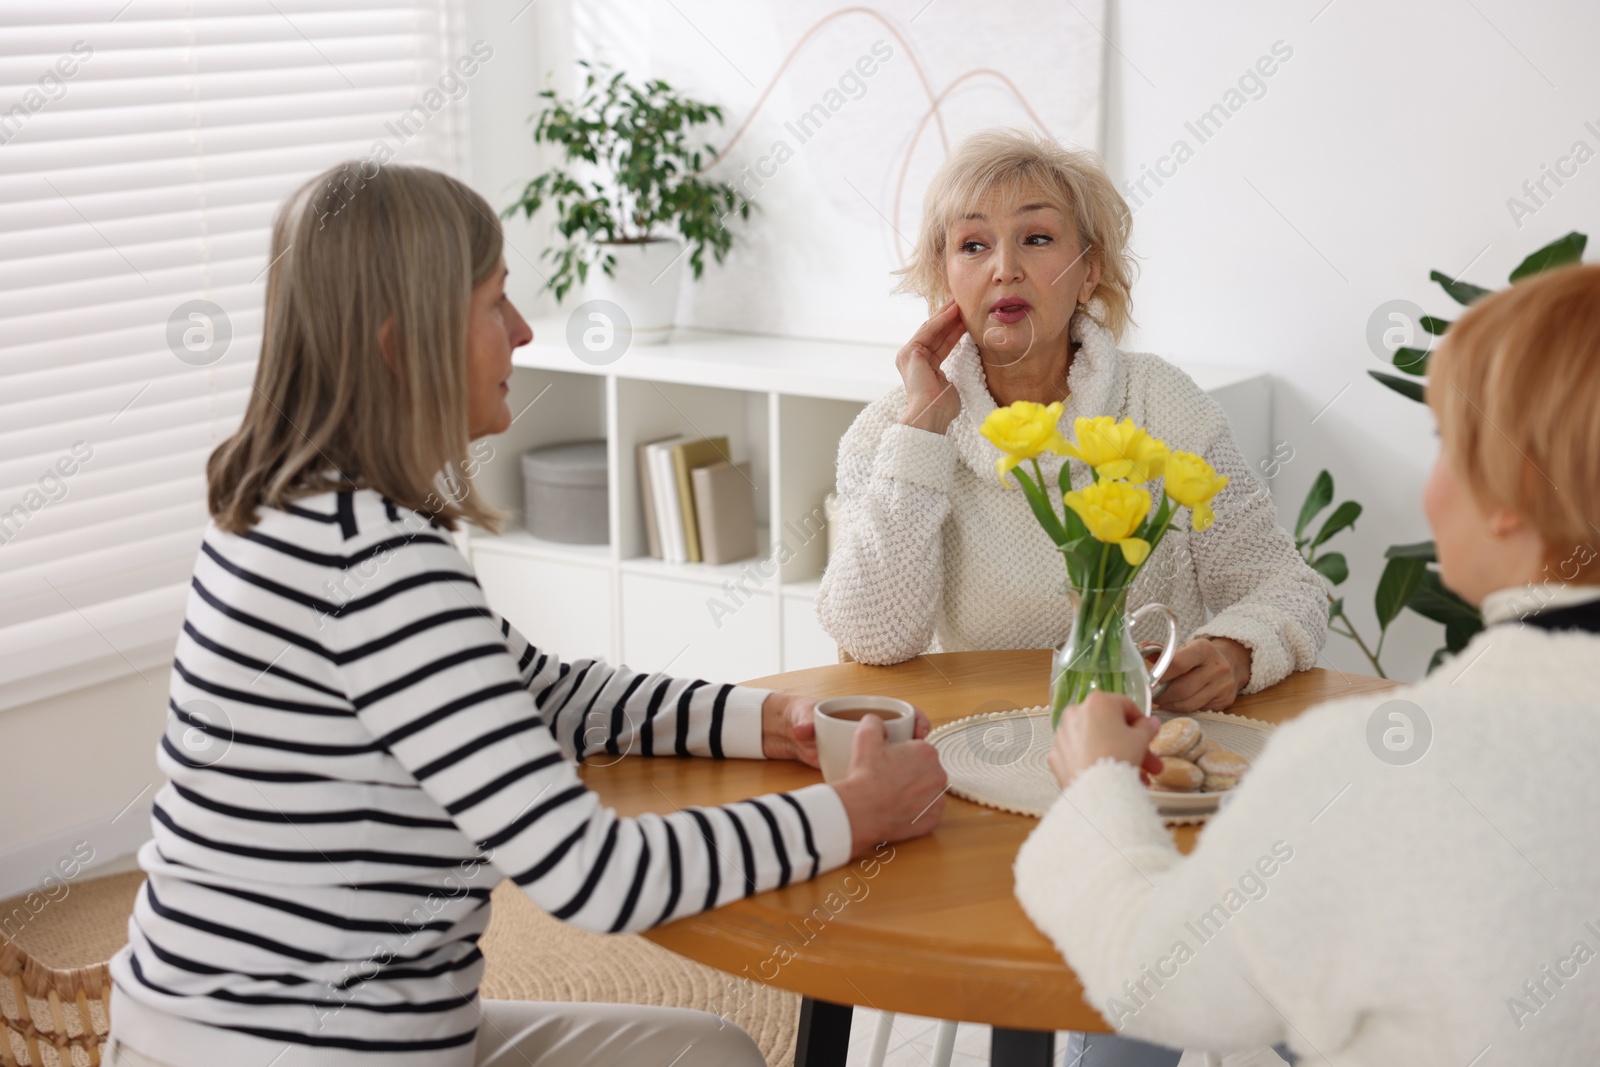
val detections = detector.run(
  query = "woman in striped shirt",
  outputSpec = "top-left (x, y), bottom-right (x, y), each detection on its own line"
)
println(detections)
top-left (105, 161), bottom-right (948, 1067)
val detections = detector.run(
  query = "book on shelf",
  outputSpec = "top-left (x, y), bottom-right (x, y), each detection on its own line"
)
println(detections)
top-left (645, 438), bottom-right (688, 562)
top-left (638, 435), bottom-right (753, 564)
top-left (691, 461), bottom-right (757, 565)
top-left (670, 436), bottom-right (731, 564)
top-left (636, 436), bottom-right (682, 559)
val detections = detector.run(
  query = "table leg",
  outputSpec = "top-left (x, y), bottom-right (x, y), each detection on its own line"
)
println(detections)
top-left (794, 996), bottom-right (853, 1067)
top-left (991, 1026), bottom-right (1055, 1066)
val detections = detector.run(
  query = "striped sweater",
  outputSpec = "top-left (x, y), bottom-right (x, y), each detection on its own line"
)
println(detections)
top-left (108, 486), bottom-right (852, 1067)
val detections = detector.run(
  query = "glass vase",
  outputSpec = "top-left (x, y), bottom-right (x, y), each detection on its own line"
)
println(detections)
top-left (1049, 584), bottom-right (1179, 728)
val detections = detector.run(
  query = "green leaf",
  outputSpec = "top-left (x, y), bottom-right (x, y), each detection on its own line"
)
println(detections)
top-left (1311, 552), bottom-right (1348, 585)
top-left (1059, 464), bottom-right (1089, 542)
top-left (1444, 615), bottom-right (1482, 652)
top-left (1296, 470), bottom-right (1334, 540)
top-left (1375, 556), bottom-right (1427, 630)
top-left (1429, 269), bottom-right (1491, 306)
top-left (1508, 231), bottom-right (1587, 282)
top-left (1427, 646), bottom-right (1451, 674)
top-left (1369, 370), bottom-right (1426, 403)
top-left (1385, 540), bottom-right (1438, 562)
top-left (1406, 568), bottom-right (1481, 627)
top-left (1311, 500), bottom-right (1362, 549)
top-left (1392, 348), bottom-right (1430, 376)
top-left (1013, 469), bottom-right (1069, 546)
top-left (1328, 596), bottom-right (1344, 621)
top-left (1419, 316), bottom-right (1451, 336)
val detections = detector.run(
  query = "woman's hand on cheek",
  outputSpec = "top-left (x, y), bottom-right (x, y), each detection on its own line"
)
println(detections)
top-left (1153, 637), bottom-right (1251, 712)
top-left (897, 299), bottom-right (966, 434)
top-left (1047, 692), bottom-right (1163, 790)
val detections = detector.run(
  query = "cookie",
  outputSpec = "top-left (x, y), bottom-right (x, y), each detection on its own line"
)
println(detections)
top-left (1202, 773), bottom-right (1240, 792)
top-left (1150, 717), bottom-right (1202, 758)
top-left (1181, 736), bottom-right (1213, 762)
top-left (1151, 757), bottom-right (1203, 792)
top-left (1197, 746), bottom-right (1251, 778)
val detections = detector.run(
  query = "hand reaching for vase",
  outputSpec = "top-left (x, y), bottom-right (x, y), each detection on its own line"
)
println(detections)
top-left (1154, 636), bottom-right (1251, 712)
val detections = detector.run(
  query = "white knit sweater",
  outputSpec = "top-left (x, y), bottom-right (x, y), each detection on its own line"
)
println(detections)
top-left (1013, 589), bottom-right (1600, 1064)
top-left (816, 311), bottom-right (1327, 693)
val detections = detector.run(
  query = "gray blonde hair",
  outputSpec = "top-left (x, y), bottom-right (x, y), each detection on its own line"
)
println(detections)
top-left (894, 128), bottom-right (1136, 339)
top-left (208, 161), bottom-right (509, 535)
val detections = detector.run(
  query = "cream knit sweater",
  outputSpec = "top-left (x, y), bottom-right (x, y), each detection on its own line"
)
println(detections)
top-left (1013, 590), bottom-right (1600, 1064)
top-left (816, 310), bottom-right (1327, 692)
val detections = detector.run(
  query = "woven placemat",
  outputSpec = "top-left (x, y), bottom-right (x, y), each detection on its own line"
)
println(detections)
top-left (479, 882), bottom-right (798, 1067)
top-left (928, 706), bottom-right (1275, 825)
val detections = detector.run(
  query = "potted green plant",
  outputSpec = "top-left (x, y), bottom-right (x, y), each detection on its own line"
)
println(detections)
top-left (504, 61), bottom-right (752, 344)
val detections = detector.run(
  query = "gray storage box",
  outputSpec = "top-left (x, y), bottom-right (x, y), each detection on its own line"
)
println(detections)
top-left (521, 440), bottom-right (608, 544)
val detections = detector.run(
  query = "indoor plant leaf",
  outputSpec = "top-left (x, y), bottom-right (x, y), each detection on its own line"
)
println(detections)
top-left (1311, 500), bottom-right (1362, 549)
top-left (1295, 470), bottom-right (1333, 541)
top-left (1368, 370), bottom-right (1426, 403)
top-left (1429, 269), bottom-right (1490, 306)
top-left (1392, 348), bottom-right (1430, 376)
top-left (1508, 231), bottom-right (1587, 282)
top-left (1385, 540), bottom-right (1438, 562)
top-left (1311, 552), bottom-right (1348, 585)
top-left (1375, 556), bottom-right (1427, 630)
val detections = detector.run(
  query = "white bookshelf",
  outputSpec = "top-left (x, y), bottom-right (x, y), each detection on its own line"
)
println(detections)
top-left (463, 321), bottom-right (1273, 682)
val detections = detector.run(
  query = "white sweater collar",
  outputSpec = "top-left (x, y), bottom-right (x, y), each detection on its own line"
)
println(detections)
top-left (1480, 582), bottom-right (1600, 626)
top-left (939, 303), bottom-right (1126, 483)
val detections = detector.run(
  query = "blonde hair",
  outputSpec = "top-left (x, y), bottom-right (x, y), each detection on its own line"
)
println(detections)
top-left (894, 128), bottom-right (1136, 338)
top-left (1428, 261), bottom-right (1600, 578)
top-left (208, 161), bottom-right (508, 535)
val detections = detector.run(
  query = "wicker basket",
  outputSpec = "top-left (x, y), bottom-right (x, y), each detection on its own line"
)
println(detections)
top-left (1, 872), bottom-right (143, 1067)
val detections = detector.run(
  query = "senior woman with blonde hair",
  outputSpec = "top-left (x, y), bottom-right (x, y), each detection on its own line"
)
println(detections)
top-left (818, 128), bottom-right (1327, 718)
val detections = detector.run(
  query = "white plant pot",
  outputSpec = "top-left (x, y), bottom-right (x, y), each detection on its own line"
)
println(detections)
top-left (587, 238), bottom-right (684, 345)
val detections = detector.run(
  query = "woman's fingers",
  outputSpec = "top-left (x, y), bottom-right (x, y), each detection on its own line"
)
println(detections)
top-left (908, 298), bottom-right (960, 349)
top-left (1155, 639), bottom-right (1237, 712)
top-left (896, 300), bottom-right (965, 433)
top-left (1151, 641), bottom-right (1211, 709)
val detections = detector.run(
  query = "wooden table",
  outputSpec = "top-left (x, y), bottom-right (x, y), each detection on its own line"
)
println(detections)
top-left (580, 651), bottom-right (1397, 1065)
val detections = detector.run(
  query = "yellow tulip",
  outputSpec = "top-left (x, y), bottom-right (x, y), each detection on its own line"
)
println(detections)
top-left (1164, 450), bottom-right (1230, 531)
top-left (1061, 416), bottom-right (1168, 484)
top-left (980, 401), bottom-right (1069, 482)
top-left (1063, 479), bottom-right (1153, 565)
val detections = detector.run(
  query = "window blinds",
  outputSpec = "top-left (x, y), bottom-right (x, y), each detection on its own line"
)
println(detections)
top-left (0, 0), bottom-right (471, 712)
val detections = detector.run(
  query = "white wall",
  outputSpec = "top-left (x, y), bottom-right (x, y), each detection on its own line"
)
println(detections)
top-left (0, 670), bottom-right (167, 896)
top-left (1100, 0), bottom-right (1599, 680)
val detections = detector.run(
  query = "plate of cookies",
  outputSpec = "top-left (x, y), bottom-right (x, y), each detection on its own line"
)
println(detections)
top-left (1144, 712), bottom-right (1272, 817)
top-left (926, 705), bottom-right (1275, 824)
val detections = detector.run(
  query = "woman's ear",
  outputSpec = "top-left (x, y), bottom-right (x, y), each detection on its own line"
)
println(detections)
top-left (1485, 504), bottom-right (1530, 541)
top-left (1077, 246), bottom-right (1103, 305)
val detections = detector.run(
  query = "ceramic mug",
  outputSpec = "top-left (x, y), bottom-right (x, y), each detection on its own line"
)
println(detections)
top-left (812, 696), bottom-right (916, 783)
